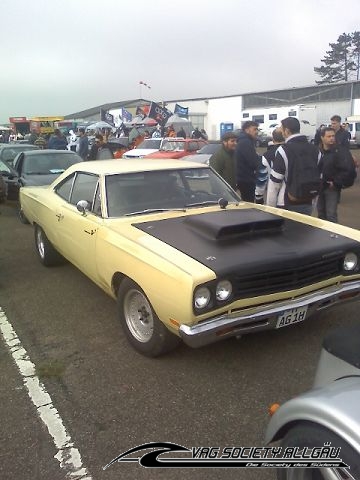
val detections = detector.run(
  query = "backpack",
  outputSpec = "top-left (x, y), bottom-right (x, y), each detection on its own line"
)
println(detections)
top-left (337, 148), bottom-right (357, 188)
top-left (278, 143), bottom-right (321, 202)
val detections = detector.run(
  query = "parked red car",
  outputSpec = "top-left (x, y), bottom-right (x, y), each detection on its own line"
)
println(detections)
top-left (145, 138), bottom-right (207, 159)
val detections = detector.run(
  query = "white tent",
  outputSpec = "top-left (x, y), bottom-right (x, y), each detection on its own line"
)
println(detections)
top-left (165, 115), bottom-right (193, 136)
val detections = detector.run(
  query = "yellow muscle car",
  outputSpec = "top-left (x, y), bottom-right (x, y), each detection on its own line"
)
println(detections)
top-left (20, 159), bottom-right (360, 356)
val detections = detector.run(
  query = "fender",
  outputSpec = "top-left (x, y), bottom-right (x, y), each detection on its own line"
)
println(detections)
top-left (265, 376), bottom-right (360, 453)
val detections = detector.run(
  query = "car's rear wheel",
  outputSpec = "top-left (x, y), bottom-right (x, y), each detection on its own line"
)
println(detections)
top-left (34, 225), bottom-right (63, 266)
top-left (18, 208), bottom-right (30, 224)
top-left (117, 278), bottom-right (181, 357)
top-left (278, 422), bottom-right (360, 480)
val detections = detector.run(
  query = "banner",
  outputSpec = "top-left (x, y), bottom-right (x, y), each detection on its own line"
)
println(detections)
top-left (148, 102), bottom-right (173, 126)
top-left (135, 105), bottom-right (150, 118)
top-left (100, 108), bottom-right (115, 126)
top-left (174, 104), bottom-right (189, 118)
top-left (121, 108), bottom-right (133, 122)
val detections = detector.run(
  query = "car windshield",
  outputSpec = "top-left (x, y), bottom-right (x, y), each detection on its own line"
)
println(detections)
top-left (105, 168), bottom-right (239, 217)
top-left (23, 153), bottom-right (81, 174)
top-left (136, 139), bottom-right (162, 149)
top-left (197, 143), bottom-right (220, 154)
top-left (161, 140), bottom-right (185, 152)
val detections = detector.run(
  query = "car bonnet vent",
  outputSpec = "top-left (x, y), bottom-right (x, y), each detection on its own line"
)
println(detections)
top-left (184, 209), bottom-right (284, 241)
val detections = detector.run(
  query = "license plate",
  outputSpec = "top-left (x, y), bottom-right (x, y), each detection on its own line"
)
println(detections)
top-left (276, 306), bottom-right (308, 329)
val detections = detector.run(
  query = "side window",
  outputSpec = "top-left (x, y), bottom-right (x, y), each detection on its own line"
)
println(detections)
top-left (55, 173), bottom-right (75, 201)
top-left (70, 173), bottom-right (99, 208)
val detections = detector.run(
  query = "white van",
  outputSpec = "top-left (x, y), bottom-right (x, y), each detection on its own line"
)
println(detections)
top-left (346, 116), bottom-right (360, 147)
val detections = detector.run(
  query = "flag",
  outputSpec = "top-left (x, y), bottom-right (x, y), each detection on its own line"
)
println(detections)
top-left (148, 102), bottom-right (173, 126)
top-left (100, 108), bottom-right (115, 126)
top-left (174, 104), bottom-right (189, 118)
top-left (121, 108), bottom-right (132, 122)
top-left (135, 105), bottom-right (150, 118)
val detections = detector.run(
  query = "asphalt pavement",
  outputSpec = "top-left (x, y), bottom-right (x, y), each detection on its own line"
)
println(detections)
top-left (1, 178), bottom-right (360, 480)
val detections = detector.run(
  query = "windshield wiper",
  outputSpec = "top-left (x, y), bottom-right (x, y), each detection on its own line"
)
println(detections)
top-left (125, 208), bottom-right (186, 217)
top-left (24, 171), bottom-right (49, 175)
top-left (184, 200), bottom-right (219, 207)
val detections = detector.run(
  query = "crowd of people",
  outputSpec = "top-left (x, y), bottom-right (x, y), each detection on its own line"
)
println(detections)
top-left (209, 114), bottom-right (357, 224)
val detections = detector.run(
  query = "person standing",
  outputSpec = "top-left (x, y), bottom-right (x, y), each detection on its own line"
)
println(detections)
top-left (209, 132), bottom-right (238, 189)
top-left (255, 128), bottom-right (284, 204)
top-left (77, 128), bottom-right (89, 160)
top-left (176, 127), bottom-right (186, 139)
top-left (235, 121), bottom-right (261, 202)
top-left (266, 117), bottom-right (320, 215)
top-left (330, 115), bottom-right (350, 148)
top-left (317, 127), bottom-right (356, 223)
top-left (48, 129), bottom-right (68, 150)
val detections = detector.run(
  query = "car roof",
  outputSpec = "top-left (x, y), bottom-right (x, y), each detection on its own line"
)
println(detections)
top-left (0, 144), bottom-right (39, 150)
top-left (22, 149), bottom-right (78, 156)
top-left (63, 159), bottom-right (209, 176)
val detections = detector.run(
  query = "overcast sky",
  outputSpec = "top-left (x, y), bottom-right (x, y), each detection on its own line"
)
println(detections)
top-left (1, 0), bottom-right (359, 123)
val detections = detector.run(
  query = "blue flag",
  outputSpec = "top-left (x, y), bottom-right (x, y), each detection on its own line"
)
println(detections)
top-left (174, 104), bottom-right (189, 118)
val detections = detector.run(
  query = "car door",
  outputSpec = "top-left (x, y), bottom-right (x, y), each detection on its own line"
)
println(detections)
top-left (54, 172), bottom-right (102, 281)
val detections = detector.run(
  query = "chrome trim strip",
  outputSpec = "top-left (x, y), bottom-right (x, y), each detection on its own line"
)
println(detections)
top-left (179, 280), bottom-right (360, 348)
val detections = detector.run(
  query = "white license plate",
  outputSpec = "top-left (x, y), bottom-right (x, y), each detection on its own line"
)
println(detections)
top-left (276, 306), bottom-right (308, 329)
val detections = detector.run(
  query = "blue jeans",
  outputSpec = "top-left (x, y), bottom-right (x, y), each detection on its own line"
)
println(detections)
top-left (287, 203), bottom-right (313, 215)
top-left (317, 187), bottom-right (340, 223)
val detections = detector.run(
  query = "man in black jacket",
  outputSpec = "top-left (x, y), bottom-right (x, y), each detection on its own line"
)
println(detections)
top-left (317, 127), bottom-right (355, 223)
top-left (266, 117), bottom-right (319, 215)
top-left (235, 121), bottom-right (261, 201)
top-left (330, 115), bottom-right (350, 148)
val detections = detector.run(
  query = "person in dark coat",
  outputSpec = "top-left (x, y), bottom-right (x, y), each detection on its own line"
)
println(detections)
top-left (48, 129), bottom-right (68, 150)
top-left (317, 127), bottom-right (355, 223)
top-left (177, 127), bottom-right (186, 138)
top-left (77, 128), bottom-right (89, 160)
top-left (209, 132), bottom-right (237, 189)
top-left (330, 115), bottom-right (350, 148)
top-left (235, 121), bottom-right (261, 201)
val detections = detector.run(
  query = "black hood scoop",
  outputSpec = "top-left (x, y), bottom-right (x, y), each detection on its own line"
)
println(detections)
top-left (183, 209), bottom-right (284, 241)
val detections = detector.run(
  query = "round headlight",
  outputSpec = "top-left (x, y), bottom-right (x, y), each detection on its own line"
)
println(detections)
top-left (344, 252), bottom-right (358, 271)
top-left (194, 287), bottom-right (211, 309)
top-left (216, 280), bottom-right (233, 301)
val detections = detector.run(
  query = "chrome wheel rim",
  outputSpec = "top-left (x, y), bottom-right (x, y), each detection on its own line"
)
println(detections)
top-left (123, 288), bottom-right (154, 343)
top-left (36, 229), bottom-right (45, 259)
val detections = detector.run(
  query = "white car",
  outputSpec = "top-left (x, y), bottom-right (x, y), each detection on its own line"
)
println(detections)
top-left (122, 138), bottom-right (163, 159)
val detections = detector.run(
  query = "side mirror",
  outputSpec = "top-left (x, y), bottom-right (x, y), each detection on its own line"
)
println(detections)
top-left (76, 200), bottom-right (90, 215)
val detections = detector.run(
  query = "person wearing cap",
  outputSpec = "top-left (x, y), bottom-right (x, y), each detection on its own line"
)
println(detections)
top-left (209, 132), bottom-right (238, 189)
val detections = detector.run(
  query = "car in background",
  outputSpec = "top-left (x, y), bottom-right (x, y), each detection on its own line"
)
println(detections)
top-left (0, 158), bottom-right (19, 201)
top-left (122, 138), bottom-right (164, 159)
top-left (145, 138), bottom-right (206, 159)
top-left (19, 159), bottom-right (360, 357)
top-left (0, 144), bottom-right (39, 167)
top-left (13, 150), bottom-right (83, 217)
top-left (182, 141), bottom-right (221, 165)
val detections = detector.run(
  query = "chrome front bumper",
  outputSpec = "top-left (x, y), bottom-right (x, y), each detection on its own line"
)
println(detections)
top-left (179, 280), bottom-right (360, 348)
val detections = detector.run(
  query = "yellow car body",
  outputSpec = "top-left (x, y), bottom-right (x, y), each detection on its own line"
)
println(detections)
top-left (20, 159), bottom-right (360, 356)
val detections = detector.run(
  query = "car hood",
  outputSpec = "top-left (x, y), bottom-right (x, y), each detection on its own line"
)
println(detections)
top-left (123, 149), bottom-right (159, 158)
top-left (129, 208), bottom-right (360, 277)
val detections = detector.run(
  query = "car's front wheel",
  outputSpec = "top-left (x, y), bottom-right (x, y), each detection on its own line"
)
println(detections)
top-left (278, 422), bottom-right (360, 480)
top-left (117, 278), bottom-right (181, 357)
top-left (34, 225), bottom-right (63, 266)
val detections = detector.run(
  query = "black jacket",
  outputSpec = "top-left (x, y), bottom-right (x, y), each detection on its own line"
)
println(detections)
top-left (235, 131), bottom-right (261, 185)
top-left (318, 145), bottom-right (354, 189)
top-left (335, 127), bottom-right (350, 148)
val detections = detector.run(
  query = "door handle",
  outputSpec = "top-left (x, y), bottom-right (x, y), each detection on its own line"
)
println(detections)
top-left (55, 213), bottom-right (64, 221)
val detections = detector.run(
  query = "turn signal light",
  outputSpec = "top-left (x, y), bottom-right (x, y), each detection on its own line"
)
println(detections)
top-left (268, 403), bottom-right (280, 416)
